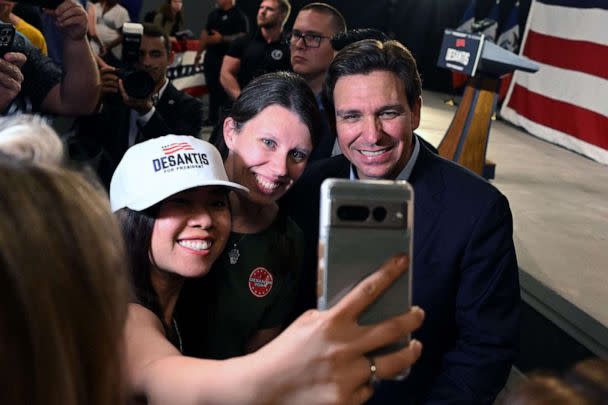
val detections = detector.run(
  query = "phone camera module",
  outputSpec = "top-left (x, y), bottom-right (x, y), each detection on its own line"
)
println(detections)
top-left (337, 205), bottom-right (369, 222)
top-left (372, 206), bottom-right (387, 222)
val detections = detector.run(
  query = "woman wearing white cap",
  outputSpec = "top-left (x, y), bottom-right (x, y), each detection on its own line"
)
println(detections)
top-left (110, 134), bottom-right (425, 404)
top-left (177, 71), bottom-right (322, 359)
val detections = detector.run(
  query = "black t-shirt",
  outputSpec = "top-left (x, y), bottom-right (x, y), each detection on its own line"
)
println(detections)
top-left (226, 30), bottom-right (291, 89)
top-left (176, 211), bottom-right (304, 359)
top-left (205, 6), bottom-right (249, 57)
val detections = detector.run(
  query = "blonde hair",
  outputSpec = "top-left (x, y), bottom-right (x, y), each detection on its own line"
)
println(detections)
top-left (0, 157), bottom-right (129, 405)
top-left (0, 114), bottom-right (65, 165)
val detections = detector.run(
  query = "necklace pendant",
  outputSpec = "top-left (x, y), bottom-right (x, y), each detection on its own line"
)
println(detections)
top-left (228, 246), bottom-right (240, 264)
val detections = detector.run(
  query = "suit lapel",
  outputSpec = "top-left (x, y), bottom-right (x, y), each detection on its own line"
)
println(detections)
top-left (331, 146), bottom-right (443, 256)
top-left (156, 83), bottom-right (176, 113)
top-left (409, 141), bottom-right (444, 258)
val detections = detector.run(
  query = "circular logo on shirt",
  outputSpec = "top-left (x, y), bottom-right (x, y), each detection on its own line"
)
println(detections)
top-left (248, 267), bottom-right (273, 297)
top-left (271, 49), bottom-right (284, 61)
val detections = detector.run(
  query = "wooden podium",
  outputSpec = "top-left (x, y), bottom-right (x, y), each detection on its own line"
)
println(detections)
top-left (436, 30), bottom-right (538, 179)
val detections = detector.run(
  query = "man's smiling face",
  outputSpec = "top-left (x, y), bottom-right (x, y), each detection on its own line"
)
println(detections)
top-left (334, 70), bottom-right (421, 180)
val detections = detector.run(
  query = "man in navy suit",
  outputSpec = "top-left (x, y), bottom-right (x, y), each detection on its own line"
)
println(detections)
top-left (283, 39), bottom-right (520, 404)
top-left (74, 23), bottom-right (203, 187)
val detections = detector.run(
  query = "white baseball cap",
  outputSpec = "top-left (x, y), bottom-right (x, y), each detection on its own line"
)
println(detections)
top-left (110, 135), bottom-right (248, 212)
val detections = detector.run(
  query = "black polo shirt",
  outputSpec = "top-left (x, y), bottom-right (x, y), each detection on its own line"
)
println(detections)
top-left (226, 30), bottom-right (291, 89)
top-left (204, 6), bottom-right (249, 58)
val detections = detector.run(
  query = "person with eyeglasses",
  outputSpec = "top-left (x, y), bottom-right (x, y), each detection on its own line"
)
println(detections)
top-left (219, 0), bottom-right (291, 102)
top-left (289, 2), bottom-right (346, 161)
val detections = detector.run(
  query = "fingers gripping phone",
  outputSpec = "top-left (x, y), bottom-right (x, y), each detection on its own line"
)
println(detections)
top-left (318, 179), bottom-right (413, 358)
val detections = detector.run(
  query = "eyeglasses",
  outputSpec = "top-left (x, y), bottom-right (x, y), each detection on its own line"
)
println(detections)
top-left (289, 30), bottom-right (330, 48)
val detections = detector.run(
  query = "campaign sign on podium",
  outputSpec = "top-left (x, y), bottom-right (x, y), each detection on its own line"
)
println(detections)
top-left (437, 30), bottom-right (485, 77)
top-left (437, 29), bottom-right (538, 179)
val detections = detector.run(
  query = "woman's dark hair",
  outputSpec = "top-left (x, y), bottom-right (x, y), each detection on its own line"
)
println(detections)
top-left (115, 206), bottom-right (182, 345)
top-left (158, 0), bottom-right (183, 35)
top-left (215, 71), bottom-right (321, 158)
top-left (116, 207), bottom-right (161, 317)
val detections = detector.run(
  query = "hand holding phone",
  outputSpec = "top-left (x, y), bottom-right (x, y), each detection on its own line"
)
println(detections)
top-left (318, 179), bottom-right (414, 360)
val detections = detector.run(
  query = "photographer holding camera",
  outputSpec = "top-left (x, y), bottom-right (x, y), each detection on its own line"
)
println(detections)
top-left (0, 0), bottom-right (99, 116)
top-left (74, 22), bottom-right (204, 188)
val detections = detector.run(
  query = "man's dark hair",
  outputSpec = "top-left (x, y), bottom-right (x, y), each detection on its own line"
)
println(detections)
top-left (142, 22), bottom-right (171, 54)
top-left (300, 2), bottom-right (346, 34)
top-left (331, 28), bottom-right (389, 51)
top-left (325, 39), bottom-right (422, 111)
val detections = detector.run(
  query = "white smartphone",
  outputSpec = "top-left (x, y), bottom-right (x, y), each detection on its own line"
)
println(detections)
top-left (318, 178), bottom-right (413, 359)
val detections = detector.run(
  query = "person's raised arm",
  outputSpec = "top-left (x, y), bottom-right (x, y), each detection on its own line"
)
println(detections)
top-left (194, 29), bottom-right (210, 65)
top-left (85, 1), bottom-right (105, 56)
top-left (255, 254), bottom-right (424, 404)
top-left (219, 55), bottom-right (241, 101)
top-left (41, 0), bottom-right (100, 115)
top-left (128, 254), bottom-right (424, 404)
top-left (125, 304), bottom-right (262, 404)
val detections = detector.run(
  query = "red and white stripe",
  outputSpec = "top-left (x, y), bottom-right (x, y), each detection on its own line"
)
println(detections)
top-left (170, 40), bottom-right (207, 98)
top-left (501, 0), bottom-right (608, 164)
top-left (162, 142), bottom-right (194, 155)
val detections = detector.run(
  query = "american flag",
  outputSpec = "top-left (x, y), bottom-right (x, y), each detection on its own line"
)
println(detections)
top-left (169, 40), bottom-right (207, 98)
top-left (500, 0), bottom-right (608, 165)
top-left (162, 142), bottom-right (194, 155)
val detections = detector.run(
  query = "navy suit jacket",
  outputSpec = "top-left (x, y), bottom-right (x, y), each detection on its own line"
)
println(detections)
top-left (75, 82), bottom-right (204, 187)
top-left (282, 139), bottom-right (520, 404)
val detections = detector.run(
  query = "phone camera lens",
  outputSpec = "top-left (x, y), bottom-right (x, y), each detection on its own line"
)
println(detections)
top-left (372, 207), bottom-right (387, 222)
top-left (337, 205), bottom-right (369, 221)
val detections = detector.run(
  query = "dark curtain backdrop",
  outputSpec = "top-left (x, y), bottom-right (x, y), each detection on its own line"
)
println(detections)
top-left (236, 0), bottom-right (530, 92)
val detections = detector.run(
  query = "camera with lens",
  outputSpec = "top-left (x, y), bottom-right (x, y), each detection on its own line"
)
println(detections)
top-left (0, 22), bottom-right (16, 57)
top-left (119, 23), bottom-right (155, 99)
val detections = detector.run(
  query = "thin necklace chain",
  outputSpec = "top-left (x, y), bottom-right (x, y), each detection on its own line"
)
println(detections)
top-left (172, 317), bottom-right (183, 353)
top-left (232, 232), bottom-right (248, 247)
top-left (228, 232), bottom-right (248, 264)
